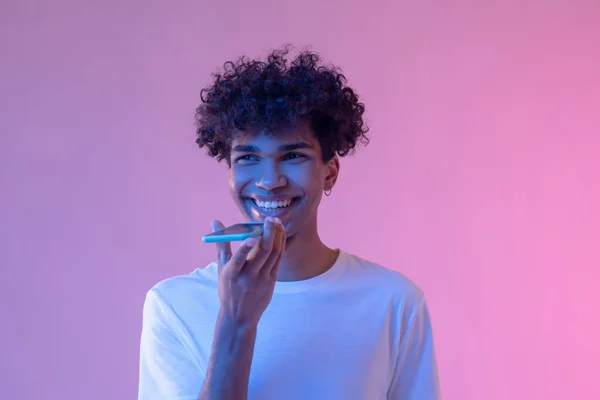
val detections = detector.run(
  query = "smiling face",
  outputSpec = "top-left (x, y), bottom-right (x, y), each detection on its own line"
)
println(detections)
top-left (228, 122), bottom-right (339, 239)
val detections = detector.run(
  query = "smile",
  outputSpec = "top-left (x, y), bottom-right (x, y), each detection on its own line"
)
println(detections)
top-left (248, 197), bottom-right (300, 217)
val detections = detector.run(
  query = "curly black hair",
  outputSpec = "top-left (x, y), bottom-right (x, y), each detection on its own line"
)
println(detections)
top-left (195, 45), bottom-right (369, 165)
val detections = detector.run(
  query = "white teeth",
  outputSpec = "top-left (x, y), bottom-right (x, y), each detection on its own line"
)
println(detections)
top-left (254, 199), bottom-right (293, 209)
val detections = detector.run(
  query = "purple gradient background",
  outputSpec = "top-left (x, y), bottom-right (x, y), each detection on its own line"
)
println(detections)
top-left (1, 0), bottom-right (599, 399)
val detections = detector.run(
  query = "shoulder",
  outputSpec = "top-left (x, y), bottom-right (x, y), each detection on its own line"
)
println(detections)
top-left (341, 251), bottom-right (426, 308)
top-left (341, 252), bottom-right (436, 345)
top-left (143, 261), bottom-right (219, 315)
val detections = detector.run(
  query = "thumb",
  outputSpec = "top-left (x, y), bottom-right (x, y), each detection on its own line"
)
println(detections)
top-left (211, 220), bottom-right (232, 268)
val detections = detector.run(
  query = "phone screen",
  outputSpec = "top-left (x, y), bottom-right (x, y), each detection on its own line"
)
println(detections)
top-left (210, 223), bottom-right (264, 236)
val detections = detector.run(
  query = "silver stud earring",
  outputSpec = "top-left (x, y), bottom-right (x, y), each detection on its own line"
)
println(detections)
top-left (324, 188), bottom-right (332, 196)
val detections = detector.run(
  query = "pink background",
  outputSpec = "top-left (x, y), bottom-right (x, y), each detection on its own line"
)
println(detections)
top-left (1, 0), bottom-right (599, 399)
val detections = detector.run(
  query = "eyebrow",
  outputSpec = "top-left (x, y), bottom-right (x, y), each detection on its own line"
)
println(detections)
top-left (231, 142), bottom-right (314, 153)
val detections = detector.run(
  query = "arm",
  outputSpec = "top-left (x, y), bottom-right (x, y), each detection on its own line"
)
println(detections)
top-left (138, 290), bottom-right (204, 400)
top-left (138, 290), bottom-right (259, 400)
top-left (387, 297), bottom-right (441, 399)
top-left (138, 217), bottom-right (284, 400)
top-left (197, 311), bottom-right (258, 400)
top-left (199, 217), bottom-right (285, 399)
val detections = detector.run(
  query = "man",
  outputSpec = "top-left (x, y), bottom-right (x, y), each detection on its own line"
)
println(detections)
top-left (138, 46), bottom-right (441, 399)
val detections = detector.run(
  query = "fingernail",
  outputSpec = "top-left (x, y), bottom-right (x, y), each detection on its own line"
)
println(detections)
top-left (274, 218), bottom-right (281, 225)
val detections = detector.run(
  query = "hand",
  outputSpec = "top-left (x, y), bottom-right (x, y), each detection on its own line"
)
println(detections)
top-left (211, 217), bottom-right (286, 327)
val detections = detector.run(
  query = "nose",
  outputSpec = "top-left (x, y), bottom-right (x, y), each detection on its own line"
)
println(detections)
top-left (255, 160), bottom-right (288, 190)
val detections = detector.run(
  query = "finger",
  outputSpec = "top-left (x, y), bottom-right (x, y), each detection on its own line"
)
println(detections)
top-left (246, 234), bottom-right (263, 261)
top-left (244, 217), bottom-right (277, 275)
top-left (211, 220), bottom-right (232, 268)
top-left (257, 219), bottom-right (284, 277)
top-left (265, 220), bottom-right (286, 278)
top-left (268, 241), bottom-right (284, 279)
top-left (227, 238), bottom-right (258, 274)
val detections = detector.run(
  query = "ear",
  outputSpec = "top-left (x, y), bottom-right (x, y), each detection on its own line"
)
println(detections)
top-left (324, 155), bottom-right (340, 190)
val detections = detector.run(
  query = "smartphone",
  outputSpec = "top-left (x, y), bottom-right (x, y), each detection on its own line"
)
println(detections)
top-left (202, 222), bottom-right (264, 243)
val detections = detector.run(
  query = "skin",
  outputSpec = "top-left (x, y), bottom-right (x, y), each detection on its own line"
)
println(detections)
top-left (228, 122), bottom-right (341, 281)
top-left (198, 121), bottom-right (341, 400)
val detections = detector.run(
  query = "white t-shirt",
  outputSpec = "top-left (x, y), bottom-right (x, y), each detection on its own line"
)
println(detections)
top-left (138, 250), bottom-right (441, 399)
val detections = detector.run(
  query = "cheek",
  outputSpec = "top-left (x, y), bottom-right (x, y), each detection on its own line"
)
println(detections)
top-left (228, 174), bottom-right (237, 196)
top-left (296, 164), bottom-right (325, 190)
top-left (229, 170), bottom-right (247, 198)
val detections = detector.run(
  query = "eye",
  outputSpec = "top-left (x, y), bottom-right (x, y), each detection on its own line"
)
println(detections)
top-left (234, 154), bottom-right (258, 164)
top-left (284, 152), bottom-right (306, 161)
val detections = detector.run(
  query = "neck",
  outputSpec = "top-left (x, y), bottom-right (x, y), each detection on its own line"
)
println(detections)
top-left (276, 225), bottom-right (338, 282)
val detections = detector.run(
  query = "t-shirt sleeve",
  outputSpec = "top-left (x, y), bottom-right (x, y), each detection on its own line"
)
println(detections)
top-left (387, 297), bottom-right (441, 399)
top-left (138, 289), bottom-right (205, 400)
